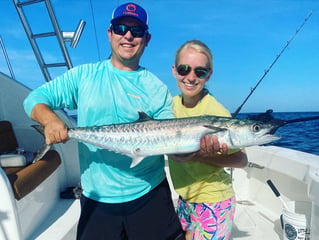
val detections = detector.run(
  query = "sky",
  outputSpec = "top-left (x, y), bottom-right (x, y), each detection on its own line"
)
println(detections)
top-left (0, 0), bottom-right (318, 114)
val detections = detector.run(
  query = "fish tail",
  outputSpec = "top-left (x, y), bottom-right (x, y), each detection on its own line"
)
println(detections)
top-left (130, 157), bottom-right (145, 168)
top-left (32, 125), bottom-right (45, 136)
top-left (32, 144), bottom-right (51, 163)
top-left (31, 125), bottom-right (51, 163)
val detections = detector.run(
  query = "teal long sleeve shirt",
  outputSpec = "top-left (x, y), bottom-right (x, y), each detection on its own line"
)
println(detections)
top-left (24, 60), bottom-right (174, 203)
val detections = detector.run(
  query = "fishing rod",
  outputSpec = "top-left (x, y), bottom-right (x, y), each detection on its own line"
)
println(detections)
top-left (282, 115), bottom-right (319, 125)
top-left (232, 11), bottom-right (313, 118)
top-left (257, 114), bottom-right (319, 134)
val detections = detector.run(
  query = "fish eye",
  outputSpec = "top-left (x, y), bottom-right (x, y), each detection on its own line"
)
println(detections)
top-left (251, 123), bottom-right (261, 132)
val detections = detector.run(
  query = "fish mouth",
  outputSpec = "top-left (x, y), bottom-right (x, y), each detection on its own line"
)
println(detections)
top-left (258, 122), bottom-right (283, 142)
top-left (247, 126), bottom-right (281, 146)
top-left (256, 130), bottom-right (281, 145)
top-left (263, 133), bottom-right (281, 142)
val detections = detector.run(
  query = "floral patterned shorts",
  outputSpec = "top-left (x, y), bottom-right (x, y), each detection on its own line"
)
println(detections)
top-left (177, 196), bottom-right (236, 240)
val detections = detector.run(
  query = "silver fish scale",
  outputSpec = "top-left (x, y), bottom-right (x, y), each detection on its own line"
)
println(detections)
top-left (66, 115), bottom-right (279, 162)
top-left (67, 117), bottom-right (218, 157)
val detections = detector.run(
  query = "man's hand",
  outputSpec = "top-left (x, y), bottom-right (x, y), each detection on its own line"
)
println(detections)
top-left (44, 119), bottom-right (68, 144)
top-left (31, 103), bottom-right (68, 145)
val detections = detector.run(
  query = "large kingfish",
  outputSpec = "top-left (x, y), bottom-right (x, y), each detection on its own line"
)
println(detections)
top-left (33, 112), bottom-right (281, 167)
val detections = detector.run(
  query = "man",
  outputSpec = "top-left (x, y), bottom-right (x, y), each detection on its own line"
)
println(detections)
top-left (24, 2), bottom-right (184, 240)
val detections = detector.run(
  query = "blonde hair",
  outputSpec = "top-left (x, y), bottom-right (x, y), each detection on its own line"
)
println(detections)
top-left (175, 40), bottom-right (213, 70)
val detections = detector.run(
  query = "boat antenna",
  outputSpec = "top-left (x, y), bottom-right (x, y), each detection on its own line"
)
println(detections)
top-left (89, 0), bottom-right (101, 60)
top-left (232, 11), bottom-right (313, 118)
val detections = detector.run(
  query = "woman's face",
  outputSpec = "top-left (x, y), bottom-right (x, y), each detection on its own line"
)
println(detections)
top-left (173, 48), bottom-right (211, 99)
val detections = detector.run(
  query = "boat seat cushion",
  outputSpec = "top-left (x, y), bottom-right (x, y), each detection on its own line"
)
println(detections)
top-left (0, 120), bottom-right (18, 153)
top-left (0, 154), bottom-right (27, 167)
top-left (3, 150), bottom-right (61, 200)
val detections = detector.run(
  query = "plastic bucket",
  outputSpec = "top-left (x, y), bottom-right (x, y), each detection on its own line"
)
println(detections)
top-left (282, 209), bottom-right (310, 240)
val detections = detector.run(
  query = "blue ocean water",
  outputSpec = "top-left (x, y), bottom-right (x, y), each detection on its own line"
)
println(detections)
top-left (238, 112), bottom-right (319, 156)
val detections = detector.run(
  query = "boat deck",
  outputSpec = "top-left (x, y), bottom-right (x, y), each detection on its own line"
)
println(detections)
top-left (31, 199), bottom-right (80, 240)
top-left (231, 200), bottom-right (282, 239)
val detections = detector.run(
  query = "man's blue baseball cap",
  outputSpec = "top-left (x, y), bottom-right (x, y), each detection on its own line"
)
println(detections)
top-left (111, 2), bottom-right (148, 29)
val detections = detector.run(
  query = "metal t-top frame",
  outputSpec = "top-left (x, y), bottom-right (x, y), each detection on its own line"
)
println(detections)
top-left (13, 0), bottom-right (85, 82)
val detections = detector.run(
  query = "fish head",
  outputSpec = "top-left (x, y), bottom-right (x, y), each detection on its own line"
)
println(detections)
top-left (226, 120), bottom-right (281, 148)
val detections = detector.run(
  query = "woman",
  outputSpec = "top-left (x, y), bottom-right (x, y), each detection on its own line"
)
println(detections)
top-left (169, 40), bottom-right (248, 240)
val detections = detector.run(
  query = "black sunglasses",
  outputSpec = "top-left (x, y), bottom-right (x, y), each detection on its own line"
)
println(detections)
top-left (111, 24), bottom-right (147, 38)
top-left (176, 64), bottom-right (210, 79)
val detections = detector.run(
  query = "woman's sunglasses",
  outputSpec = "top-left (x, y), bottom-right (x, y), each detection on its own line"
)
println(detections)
top-left (111, 24), bottom-right (147, 38)
top-left (176, 64), bottom-right (210, 79)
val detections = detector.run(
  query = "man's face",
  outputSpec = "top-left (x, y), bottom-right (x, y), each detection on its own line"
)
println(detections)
top-left (108, 17), bottom-right (150, 68)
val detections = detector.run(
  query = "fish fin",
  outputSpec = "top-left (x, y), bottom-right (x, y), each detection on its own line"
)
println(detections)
top-left (32, 144), bottom-right (51, 163)
top-left (130, 156), bottom-right (145, 168)
top-left (137, 111), bottom-right (152, 122)
top-left (203, 125), bottom-right (227, 133)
